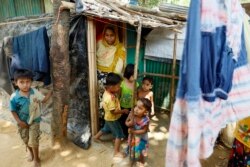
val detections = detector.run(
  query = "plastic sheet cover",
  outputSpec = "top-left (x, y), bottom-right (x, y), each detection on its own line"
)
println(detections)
top-left (68, 15), bottom-right (91, 149)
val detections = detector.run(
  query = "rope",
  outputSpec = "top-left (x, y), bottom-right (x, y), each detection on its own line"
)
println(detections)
top-left (0, 17), bottom-right (54, 27)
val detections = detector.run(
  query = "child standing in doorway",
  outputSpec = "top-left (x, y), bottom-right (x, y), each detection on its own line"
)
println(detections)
top-left (126, 98), bottom-right (151, 167)
top-left (94, 72), bottom-right (129, 158)
top-left (10, 69), bottom-right (52, 167)
top-left (138, 76), bottom-right (155, 116)
top-left (119, 64), bottom-right (138, 139)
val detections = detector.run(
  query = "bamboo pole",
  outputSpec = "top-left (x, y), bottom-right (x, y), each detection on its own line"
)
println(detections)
top-left (139, 72), bottom-right (179, 79)
top-left (132, 20), bottom-right (142, 112)
top-left (170, 33), bottom-right (178, 115)
top-left (87, 18), bottom-right (99, 135)
top-left (129, 19), bottom-right (142, 167)
top-left (61, 1), bottom-right (75, 10)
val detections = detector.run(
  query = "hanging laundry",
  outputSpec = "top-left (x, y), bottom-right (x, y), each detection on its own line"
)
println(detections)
top-left (11, 26), bottom-right (51, 85)
top-left (244, 13), bottom-right (250, 62)
top-left (166, 0), bottom-right (249, 166)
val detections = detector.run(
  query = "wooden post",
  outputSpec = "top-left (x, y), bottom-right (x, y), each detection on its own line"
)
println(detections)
top-left (130, 20), bottom-right (142, 166)
top-left (87, 18), bottom-right (99, 135)
top-left (170, 33), bottom-right (177, 115)
top-left (50, 0), bottom-right (70, 145)
top-left (132, 20), bottom-right (142, 109)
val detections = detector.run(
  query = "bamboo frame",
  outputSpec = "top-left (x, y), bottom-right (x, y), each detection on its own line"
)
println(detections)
top-left (87, 18), bottom-right (99, 135)
top-left (140, 72), bottom-right (179, 79)
top-left (141, 33), bottom-right (178, 113)
top-left (170, 33), bottom-right (178, 115)
top-left (59, 0), bottom-right (181, 136)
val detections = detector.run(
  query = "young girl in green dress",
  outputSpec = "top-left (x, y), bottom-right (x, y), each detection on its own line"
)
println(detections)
top-left (119, 64), bottom-right (138, 138)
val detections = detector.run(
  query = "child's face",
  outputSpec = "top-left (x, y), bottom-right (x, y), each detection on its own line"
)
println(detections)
top-left (15, 77), bottom-right (32, 92)
top-left (128, 75), bottom-right (134, 82)
top-left (108, 83), bottom-right (121, 94)
top-left (134, 100), bottom-right (147, 117)
top-left (104, 29), bottom-right (116, 45)
top-left (142, 80), bottom-right (152, 92)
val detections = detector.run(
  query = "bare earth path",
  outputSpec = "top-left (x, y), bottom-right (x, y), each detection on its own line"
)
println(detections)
top-left (0, 107), bottom-right (230, 167)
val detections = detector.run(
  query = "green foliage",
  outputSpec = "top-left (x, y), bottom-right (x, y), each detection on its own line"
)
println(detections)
top-left (166, 0), bottom-right (190, 6)
top-left (139, 0), bottom-right (190, 8)
top-left (138, 0), bottom-right (162, 8)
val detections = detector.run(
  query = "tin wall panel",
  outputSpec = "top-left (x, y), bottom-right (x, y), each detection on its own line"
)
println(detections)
top-left (145, 59), bottom-right (179, 110)
top-left (0, 0), bottom-right (16, 21)
top-left (14, 0), bottom-right (44, 17)
top-left (126, 25), bottom-right (180, 111)
top-left (0, 0), bottom-right (44, 22)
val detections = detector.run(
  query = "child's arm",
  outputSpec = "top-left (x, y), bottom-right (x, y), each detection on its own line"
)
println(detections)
top-left (125, 112), bottom-right (134, 127)
top-left (117, 88), bottom-right (121, 99)
top-left (10, 96), bottom-right (28, 128)
top-left (110, 108), bottom-right (129, 115)
top-left (129, 124), bottom-right (149, 135)
top-left (137, 88), bottom-right (141, 99)
top-left (11, 112), bottom-right (29, 128)
top-left (150, 91), bottom-right (155, 115)
top-left (42, 90), bottom-right (52, 103)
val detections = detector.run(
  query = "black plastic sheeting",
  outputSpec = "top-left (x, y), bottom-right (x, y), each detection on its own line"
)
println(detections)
top-left (68, 15), bottom-right (91, 149)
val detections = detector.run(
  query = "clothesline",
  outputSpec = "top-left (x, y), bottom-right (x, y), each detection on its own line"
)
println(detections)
top-left (0, 16), bottom-right (54, 27)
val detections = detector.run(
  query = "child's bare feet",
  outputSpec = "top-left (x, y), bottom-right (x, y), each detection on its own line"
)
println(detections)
top-left (34, 160), bottom-right (41, 167)
top-left (136, 162), bottom-right (145, 167)
top-left (113, 152), bottom-right (125, 158)
top-left (27, 155), bottom-right (33, 162)
top-left (92, 136), bottom-right (103, 143)
top-left (27, 147), bottom-right (34, 162)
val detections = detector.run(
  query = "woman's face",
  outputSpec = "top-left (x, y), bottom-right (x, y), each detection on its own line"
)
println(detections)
top-left (104, 28), bottom-right (116, 45)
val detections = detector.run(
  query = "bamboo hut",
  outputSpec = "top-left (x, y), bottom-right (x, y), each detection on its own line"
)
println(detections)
top-left (0, 0), bottom-right (187, 148)
top-left (57, 0), bottom-right (187, 134)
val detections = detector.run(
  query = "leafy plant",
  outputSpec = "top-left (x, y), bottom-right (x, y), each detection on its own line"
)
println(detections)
top-left (138, 0), bottom-right (190, 8)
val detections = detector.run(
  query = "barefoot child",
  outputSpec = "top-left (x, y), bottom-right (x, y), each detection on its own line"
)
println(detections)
top-left (126, 98), bottom-right (151, 167)
top-left (138, 77), bottom-right (155, 116)
top-left (94, 72), bottom-right (129, 157)
top-left (10, 69), bottom-right (52, 167)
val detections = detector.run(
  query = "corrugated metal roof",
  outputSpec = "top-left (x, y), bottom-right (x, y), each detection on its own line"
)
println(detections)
top-left (0, 0), bottom-right (44, 22)
top-left (159, 3), bottom-right (188, 15)
top-left (71, 0), bottom-right (186, 30)
top-left (0, 0), bottom-right (16, 21)
top-left (14, 0), bottom-right (44, 16)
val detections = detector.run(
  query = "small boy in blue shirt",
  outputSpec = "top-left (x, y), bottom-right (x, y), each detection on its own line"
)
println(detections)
top-left (10, 69), bottom-right (52, 167)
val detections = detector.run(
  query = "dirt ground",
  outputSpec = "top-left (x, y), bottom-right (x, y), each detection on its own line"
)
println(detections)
top-left (0, 108), bottom-right (231, 167)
